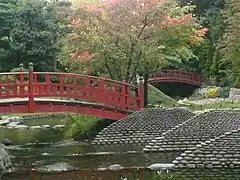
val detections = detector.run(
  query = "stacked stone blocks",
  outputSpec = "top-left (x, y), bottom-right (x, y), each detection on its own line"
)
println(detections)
top-left (143, 110), bottom-right (240, 152)
top-left (93, 108), bottom-right (194, 145)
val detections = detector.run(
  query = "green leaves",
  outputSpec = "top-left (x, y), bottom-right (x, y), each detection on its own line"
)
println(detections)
top-left (218, 0), bottom-right (240, 87)
top-left (0, 0), bottom-right (69, 72)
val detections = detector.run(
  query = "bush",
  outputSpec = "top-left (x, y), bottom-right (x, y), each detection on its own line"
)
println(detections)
top-left (63, 114), bottom-right (112, 140)
top-left (219, 87), bottom-right (230, 98)
top-left (205, 88), bottom-right (220, 98)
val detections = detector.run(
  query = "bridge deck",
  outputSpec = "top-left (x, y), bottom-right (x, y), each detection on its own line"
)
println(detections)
top-left (0, 98), bottom-right (130, 120)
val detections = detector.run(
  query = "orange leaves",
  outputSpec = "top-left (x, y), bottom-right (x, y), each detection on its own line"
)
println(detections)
top-left (190, 28), bottom-right (209, 44)
top-left (69, 50), bottom-right (92, 61)
top-left (197, 28), bottom-right (209, 37)
top-left (162, 14), bottom-right (193, 26)
top-left (162, 13), bottom-right (208, 44)
top-left (77, 0), bottom-right (165, 14)
top-left (70, 19), bottom-right (81, 26)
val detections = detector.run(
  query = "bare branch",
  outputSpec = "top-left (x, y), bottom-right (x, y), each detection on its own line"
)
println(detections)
top-left (125, 35), bottom-right (136, 83)
top-left (137, 15), bottom-right (148, 39)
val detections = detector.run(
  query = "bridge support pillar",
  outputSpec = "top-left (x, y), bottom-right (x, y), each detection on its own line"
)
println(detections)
top-left (139, 77), bottom-right (144, 109)
top-left (143, 72), bottom-right (148, 108)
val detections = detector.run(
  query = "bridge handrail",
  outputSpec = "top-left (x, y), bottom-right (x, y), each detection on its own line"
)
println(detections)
top-left (149, 69), bottom-right (203, 85)
top-left (0, 63), bottom-right (144, 113)
top-left (0, 72), bottom-right (28, 75)
top-left (34, 72), bottom-right (138, 89)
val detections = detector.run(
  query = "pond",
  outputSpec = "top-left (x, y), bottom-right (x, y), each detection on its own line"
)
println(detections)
top-left (1, 116), bottom-right (238, 179)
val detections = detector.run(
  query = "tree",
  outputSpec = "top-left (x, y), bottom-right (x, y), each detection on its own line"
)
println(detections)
top-left (0, 0), bottom-right (69, 72)
top-left (219, 0), bottom-right (240, 87)
top-left (0, 0), bottom-right (18, 71)
top-left (61, 0), bottom-right (207, 83)
top-left (179, 0), bottom-right (225, 80)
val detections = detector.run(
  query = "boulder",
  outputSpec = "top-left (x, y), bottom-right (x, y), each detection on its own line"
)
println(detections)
top-left (15, 125), bottom-right (28, 130)
top-left (53, 125), bottom-right (65, 130)
top-left (1, 116), bottom-right (8, 120)
top-left (9, 116), bottom-right (23, 123)
top-left (6, 122), bottom-right (20, 129)
top-left (0, 144), bottom-right (12, 176)
top-left (38, 162), bottom-right (75, 172)
top-left (30, 126), bottom-right (42, 130)
top-left (2, 139), bottom-right (13, 146)
top-left (0, 119), bottom-right (10, 126)
top-left (109, 164), bottom-right (123, 171)
top-left (42, 125), bottom-right (51, 130)
top-left (147, 163), bottom-right (175, 171)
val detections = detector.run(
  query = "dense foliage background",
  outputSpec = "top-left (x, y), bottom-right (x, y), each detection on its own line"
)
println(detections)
top-left (0, 0), bottom-right (239, 87)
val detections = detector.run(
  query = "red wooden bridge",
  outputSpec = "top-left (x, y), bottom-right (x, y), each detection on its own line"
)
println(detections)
top-left (0, 63), bottom-right (144, 120)
top-left (148, 70), bottom-right (204, 87)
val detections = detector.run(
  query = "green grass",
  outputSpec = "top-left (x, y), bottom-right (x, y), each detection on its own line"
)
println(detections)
top-left (187, 101), bottom-right (240, 111)
top-left (148, 84), bottom-right (178, 106)
top-left (63, 114), bottom-right (112, 140)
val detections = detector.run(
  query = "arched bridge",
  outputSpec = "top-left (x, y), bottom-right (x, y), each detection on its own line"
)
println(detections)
top-left (148, 70), bottom-right (204, 87)
top-left (0, 63), bottom-right (144, 120)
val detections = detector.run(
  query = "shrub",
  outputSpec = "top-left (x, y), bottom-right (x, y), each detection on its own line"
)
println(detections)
top-left (63, 114), bottom-right (112, 140)
top-left (205, 88), bottom-right (220, 98)
top-left (219, 87), bottom-right (230, 98)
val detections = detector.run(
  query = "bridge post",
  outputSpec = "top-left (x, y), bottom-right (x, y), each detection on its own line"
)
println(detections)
top-left (19, 63), bottom-right (24, 94)
top-left (28, 62), bottom-right (35, 113)
top-left (139, 77), bottom-right (144, 109)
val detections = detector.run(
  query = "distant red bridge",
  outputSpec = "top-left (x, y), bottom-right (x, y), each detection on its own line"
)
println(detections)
top-left (0, 63), bottom-right (144, 120)
top-left (149, 70), bottom-right (204, 87)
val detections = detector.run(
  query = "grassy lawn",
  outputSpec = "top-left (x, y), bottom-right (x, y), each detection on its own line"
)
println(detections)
top-left (187, 101), bottom-right (240, 111)
top-left (148, 84), bottom-right (178, 106)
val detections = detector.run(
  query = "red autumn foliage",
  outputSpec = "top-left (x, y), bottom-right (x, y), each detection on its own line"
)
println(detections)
top-left (70, 50), bottom-right (91, 61)
top-left (68, 0), bottom-right (208, 60)
top-left (197, 28), bottom-right (209, 37)
top-left (162, 14), bottom-right (193, 26)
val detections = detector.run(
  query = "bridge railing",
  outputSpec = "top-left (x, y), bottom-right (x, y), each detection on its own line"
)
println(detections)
top-left (149, 70), bottom-right (204, 86)
top-left (0, 63), bottom-right (144, 113)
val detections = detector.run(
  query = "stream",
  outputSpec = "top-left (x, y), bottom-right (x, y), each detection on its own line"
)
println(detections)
top-left (0, 117), bottom-right (178, 176)
top-left (1, 116), bottom-right (237, 179)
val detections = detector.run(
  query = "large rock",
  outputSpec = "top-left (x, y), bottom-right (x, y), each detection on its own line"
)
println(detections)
top-left (30, 126), bottom-right (42, 130)
top-left (109, 164), bottom-right (123, 171)
top-left (6, 122), bottom-right (20, 129)
top-left (53, 125), bottom-right (65, 130)
top-left (2, 116), bottom-right (23, 123)
top-left (15, 125), bottom-right (29, 130)
top-left (0, 120), bottom-right (10, 126)
top-left (0, 144), bottom-right (12, 176)
top-left (2, 139), bottom-right (13, 146)
top-left (147, 163), bottom-right (175, 171)
top-left (229, 88), bottom-right (240, 101)
top-left (38, 162), bottom-right (75, 172)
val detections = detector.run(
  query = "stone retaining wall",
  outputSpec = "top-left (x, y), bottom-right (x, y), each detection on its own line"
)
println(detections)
top-left (143, 110), bottom-right (240, 152)
top-left (229, 88), bottom-right (240, 101)
top-left (172, 129), bottom-right (240, 179)
top-left (92, 108), bottom-right (194, 146)
top-left (174, 168), bottom-right (240, 180)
